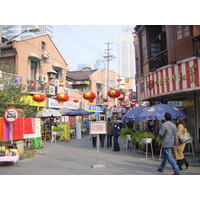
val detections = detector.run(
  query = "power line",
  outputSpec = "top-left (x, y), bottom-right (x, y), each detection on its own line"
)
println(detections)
top-left (55, 25), bottom-right (102, 55)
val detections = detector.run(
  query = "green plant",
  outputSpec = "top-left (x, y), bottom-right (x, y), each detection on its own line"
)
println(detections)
top-left (81, 125), bottom-right (87, 129)
top-left (69, 126), bottom-right (75, 130)
top-left (120, 128), bottom-right (133, 138)
top-left (131, 130), bottom-right (155, 143)
top-left (52, 127), bottom-right (64, 132)
top-left (155, 137), bottom-right (162, 146)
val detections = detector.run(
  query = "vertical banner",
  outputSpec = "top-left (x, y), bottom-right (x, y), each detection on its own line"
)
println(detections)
top-left (76, 122), bottom-right (81, 139)
top-left (60, 122), bottom-right (70, 140)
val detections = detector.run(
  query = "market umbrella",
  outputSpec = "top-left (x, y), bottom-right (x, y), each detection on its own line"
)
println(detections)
top-left (36, 108), bottom-right (62, 117)
top-left (58, 108), bottom-right (78, 116)
top-left (138, 104), bottom-right (188, 120)
top-left (71, 108), bottom-right (92, 116)
top-left (122, 106), bottom-right (148, 119)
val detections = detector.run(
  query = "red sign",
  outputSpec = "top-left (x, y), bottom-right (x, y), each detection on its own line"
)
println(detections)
top-left (129, 92), bottom-right (137, 102)
top-left (4, 107), bottom-right (19, 123)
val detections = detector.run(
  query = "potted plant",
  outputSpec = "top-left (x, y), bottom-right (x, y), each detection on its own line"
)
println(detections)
top-left (52, 127), bottom-right (64, 134)
top-left (131, 130), bottom-right (155, 144)
top-left (120, 128), bottom-right (133, 138)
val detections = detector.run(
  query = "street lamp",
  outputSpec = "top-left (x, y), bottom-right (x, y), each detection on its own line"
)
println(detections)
top-left (0, 27), bottom-right (40, 48)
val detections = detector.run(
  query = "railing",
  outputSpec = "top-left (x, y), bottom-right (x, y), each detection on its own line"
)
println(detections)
top-left (27, 80), bottom-right (45, 93)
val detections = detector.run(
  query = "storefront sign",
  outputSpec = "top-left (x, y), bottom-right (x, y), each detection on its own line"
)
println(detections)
top-left (168, 101), bottom-right (183, 107)
top-left (21, 95), bottom-right (46, 107)
top-left (137, 58), bottom-right (200, 101)
top-left (86, 105), bottom-right (104, 112)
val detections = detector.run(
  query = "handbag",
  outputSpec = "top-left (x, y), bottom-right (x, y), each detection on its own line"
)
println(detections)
top-left (179, 130), bottom-right (192, 143)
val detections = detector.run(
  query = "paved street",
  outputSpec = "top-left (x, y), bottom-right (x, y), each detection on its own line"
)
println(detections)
top-left (0, 136), bottom-right (200, 175)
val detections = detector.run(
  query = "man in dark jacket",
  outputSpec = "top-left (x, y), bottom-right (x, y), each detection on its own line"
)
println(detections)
top-left (112, 118), bottom-right (121, 152)
top-left (157, 112), bottom-right (181, 175)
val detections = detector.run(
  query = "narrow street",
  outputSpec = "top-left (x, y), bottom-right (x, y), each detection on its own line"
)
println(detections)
top-left (0, 136), bottom-right (199, 175)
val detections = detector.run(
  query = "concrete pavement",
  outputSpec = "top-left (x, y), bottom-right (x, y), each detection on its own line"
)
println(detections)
top-left (0, 135), bottom-right (200, 175)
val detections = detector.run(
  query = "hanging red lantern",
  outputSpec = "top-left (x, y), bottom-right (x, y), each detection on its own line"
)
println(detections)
top-left (83, 91), bottom-right (96, 101)
top-left (32, 93), bottom-right (46, 110)
top-left (56, 93), bottom-right (69, 102)
top-left (118, 97), bottom-right (124, 101)
top-left (113, 105), bottom-right (117, 107)
top-left (107, 89), bottom-right (120, 98)
top-left (103, 98), bottom-right (108, 102)
top-left (122, 104), bottom-right (126, 107)
top-left (105, 105), bottom-right (108, 107)
top-left (32, 93), bottom-right (46, 102)
top-left (73, 99), bottom-right (78, 103)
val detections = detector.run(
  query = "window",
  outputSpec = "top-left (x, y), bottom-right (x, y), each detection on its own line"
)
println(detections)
top-left (151, 43), bottom-right (161, 57)
top-left (176, 25), bottom-right (189, 40)
top-left (30, 60), bottom-right (37, 80)
top-left (141, 29), bottom-right (147, 64)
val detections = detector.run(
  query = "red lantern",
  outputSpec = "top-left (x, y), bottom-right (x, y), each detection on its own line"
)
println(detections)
top-left (73, 99), bottom-right (78, 103)
top-left (113, 105), bottom-right (117, 107)
top-left (105, 105), bottom-right (108, 107)
top-left (122, 104), bottom-right (126, 107)
top-left (103, 98), bottom-right (108, 102)
top-left (107, 89), bottom-right (120, 98)
top-left (118, 97), bottom-right (124, 101)
top-left (56, 93), bottom-right (69, 102)
top-left (83, 91), bottom-right (96, 101)
top-left (88, 99), bottom-right (94, 103)
top-left (32, 93), bottom-right (46, 102)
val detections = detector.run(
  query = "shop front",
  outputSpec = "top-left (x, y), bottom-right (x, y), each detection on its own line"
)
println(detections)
top-left (137, 57), bottom-right (200, 151)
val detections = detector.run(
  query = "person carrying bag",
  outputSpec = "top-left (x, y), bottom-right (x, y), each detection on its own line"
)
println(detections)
top-left (173, 116), bottom-right (190, 170)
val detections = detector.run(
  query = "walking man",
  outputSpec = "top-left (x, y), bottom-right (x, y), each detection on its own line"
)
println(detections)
top-left (158, 112), bottom-right (181, 175)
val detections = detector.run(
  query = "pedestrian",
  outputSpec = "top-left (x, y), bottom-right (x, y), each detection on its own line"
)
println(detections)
top-left (157, 112), bottom-right (181, 175)
top-left (106, 118), bottom-right (113, 148)
top-left (112, 118), bottom-right (121, 152)
top-left (99, 133), bottom-right (106, 147)
top-left (173, 116), bottom-right (190, 170)
top-left (127, 119), bottom-right (134, 129)
top-left (117, 117), bottom-right (123, 129)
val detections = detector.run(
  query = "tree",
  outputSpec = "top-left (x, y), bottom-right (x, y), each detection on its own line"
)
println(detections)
top-left (0, 78), bottom-right (36, 117)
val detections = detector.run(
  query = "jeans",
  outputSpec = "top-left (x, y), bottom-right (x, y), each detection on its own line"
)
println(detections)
top-left (99, 134), bottom-right (106, 147)
top-left (159, 148), bottom-right (180, 174)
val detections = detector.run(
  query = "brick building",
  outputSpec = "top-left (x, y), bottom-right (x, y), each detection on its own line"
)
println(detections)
top-left (134, 25), bottom-right (200, 152)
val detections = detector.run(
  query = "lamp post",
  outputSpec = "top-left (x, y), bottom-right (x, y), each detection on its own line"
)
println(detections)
top-left (0, 27), bottom-right (40, 48)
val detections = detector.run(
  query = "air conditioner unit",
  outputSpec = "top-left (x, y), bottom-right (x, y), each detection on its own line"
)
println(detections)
top-left (42, 51), bottom-right (50, 59)
top-left (40, 75), bottom-right (48, 82)
top-left (46, 85), bottom-right (55, 95)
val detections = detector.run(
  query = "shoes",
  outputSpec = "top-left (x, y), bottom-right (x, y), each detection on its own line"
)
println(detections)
top-left (157, 168), bottom-right (163, 173)
top-left (179, 166), bottom-right (183, 171)
top-left (185, 162), bottom-right (189, 169)
top-left (172, 173), bottom-right (181, 175)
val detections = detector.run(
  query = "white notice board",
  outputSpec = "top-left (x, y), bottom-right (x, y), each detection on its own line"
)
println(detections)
top-left (89, 122), bottom-right (106, 135)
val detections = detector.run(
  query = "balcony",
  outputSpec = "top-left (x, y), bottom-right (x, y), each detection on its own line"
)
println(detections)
top-left (27, 80), bottom-right (45, 94)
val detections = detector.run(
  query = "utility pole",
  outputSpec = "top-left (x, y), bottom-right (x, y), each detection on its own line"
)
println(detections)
top-left (103, 42), bottom-right (115, 118)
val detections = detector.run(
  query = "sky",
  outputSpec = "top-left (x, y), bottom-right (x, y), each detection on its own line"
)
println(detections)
top-left (53, 25), bottom-right (133, 74)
